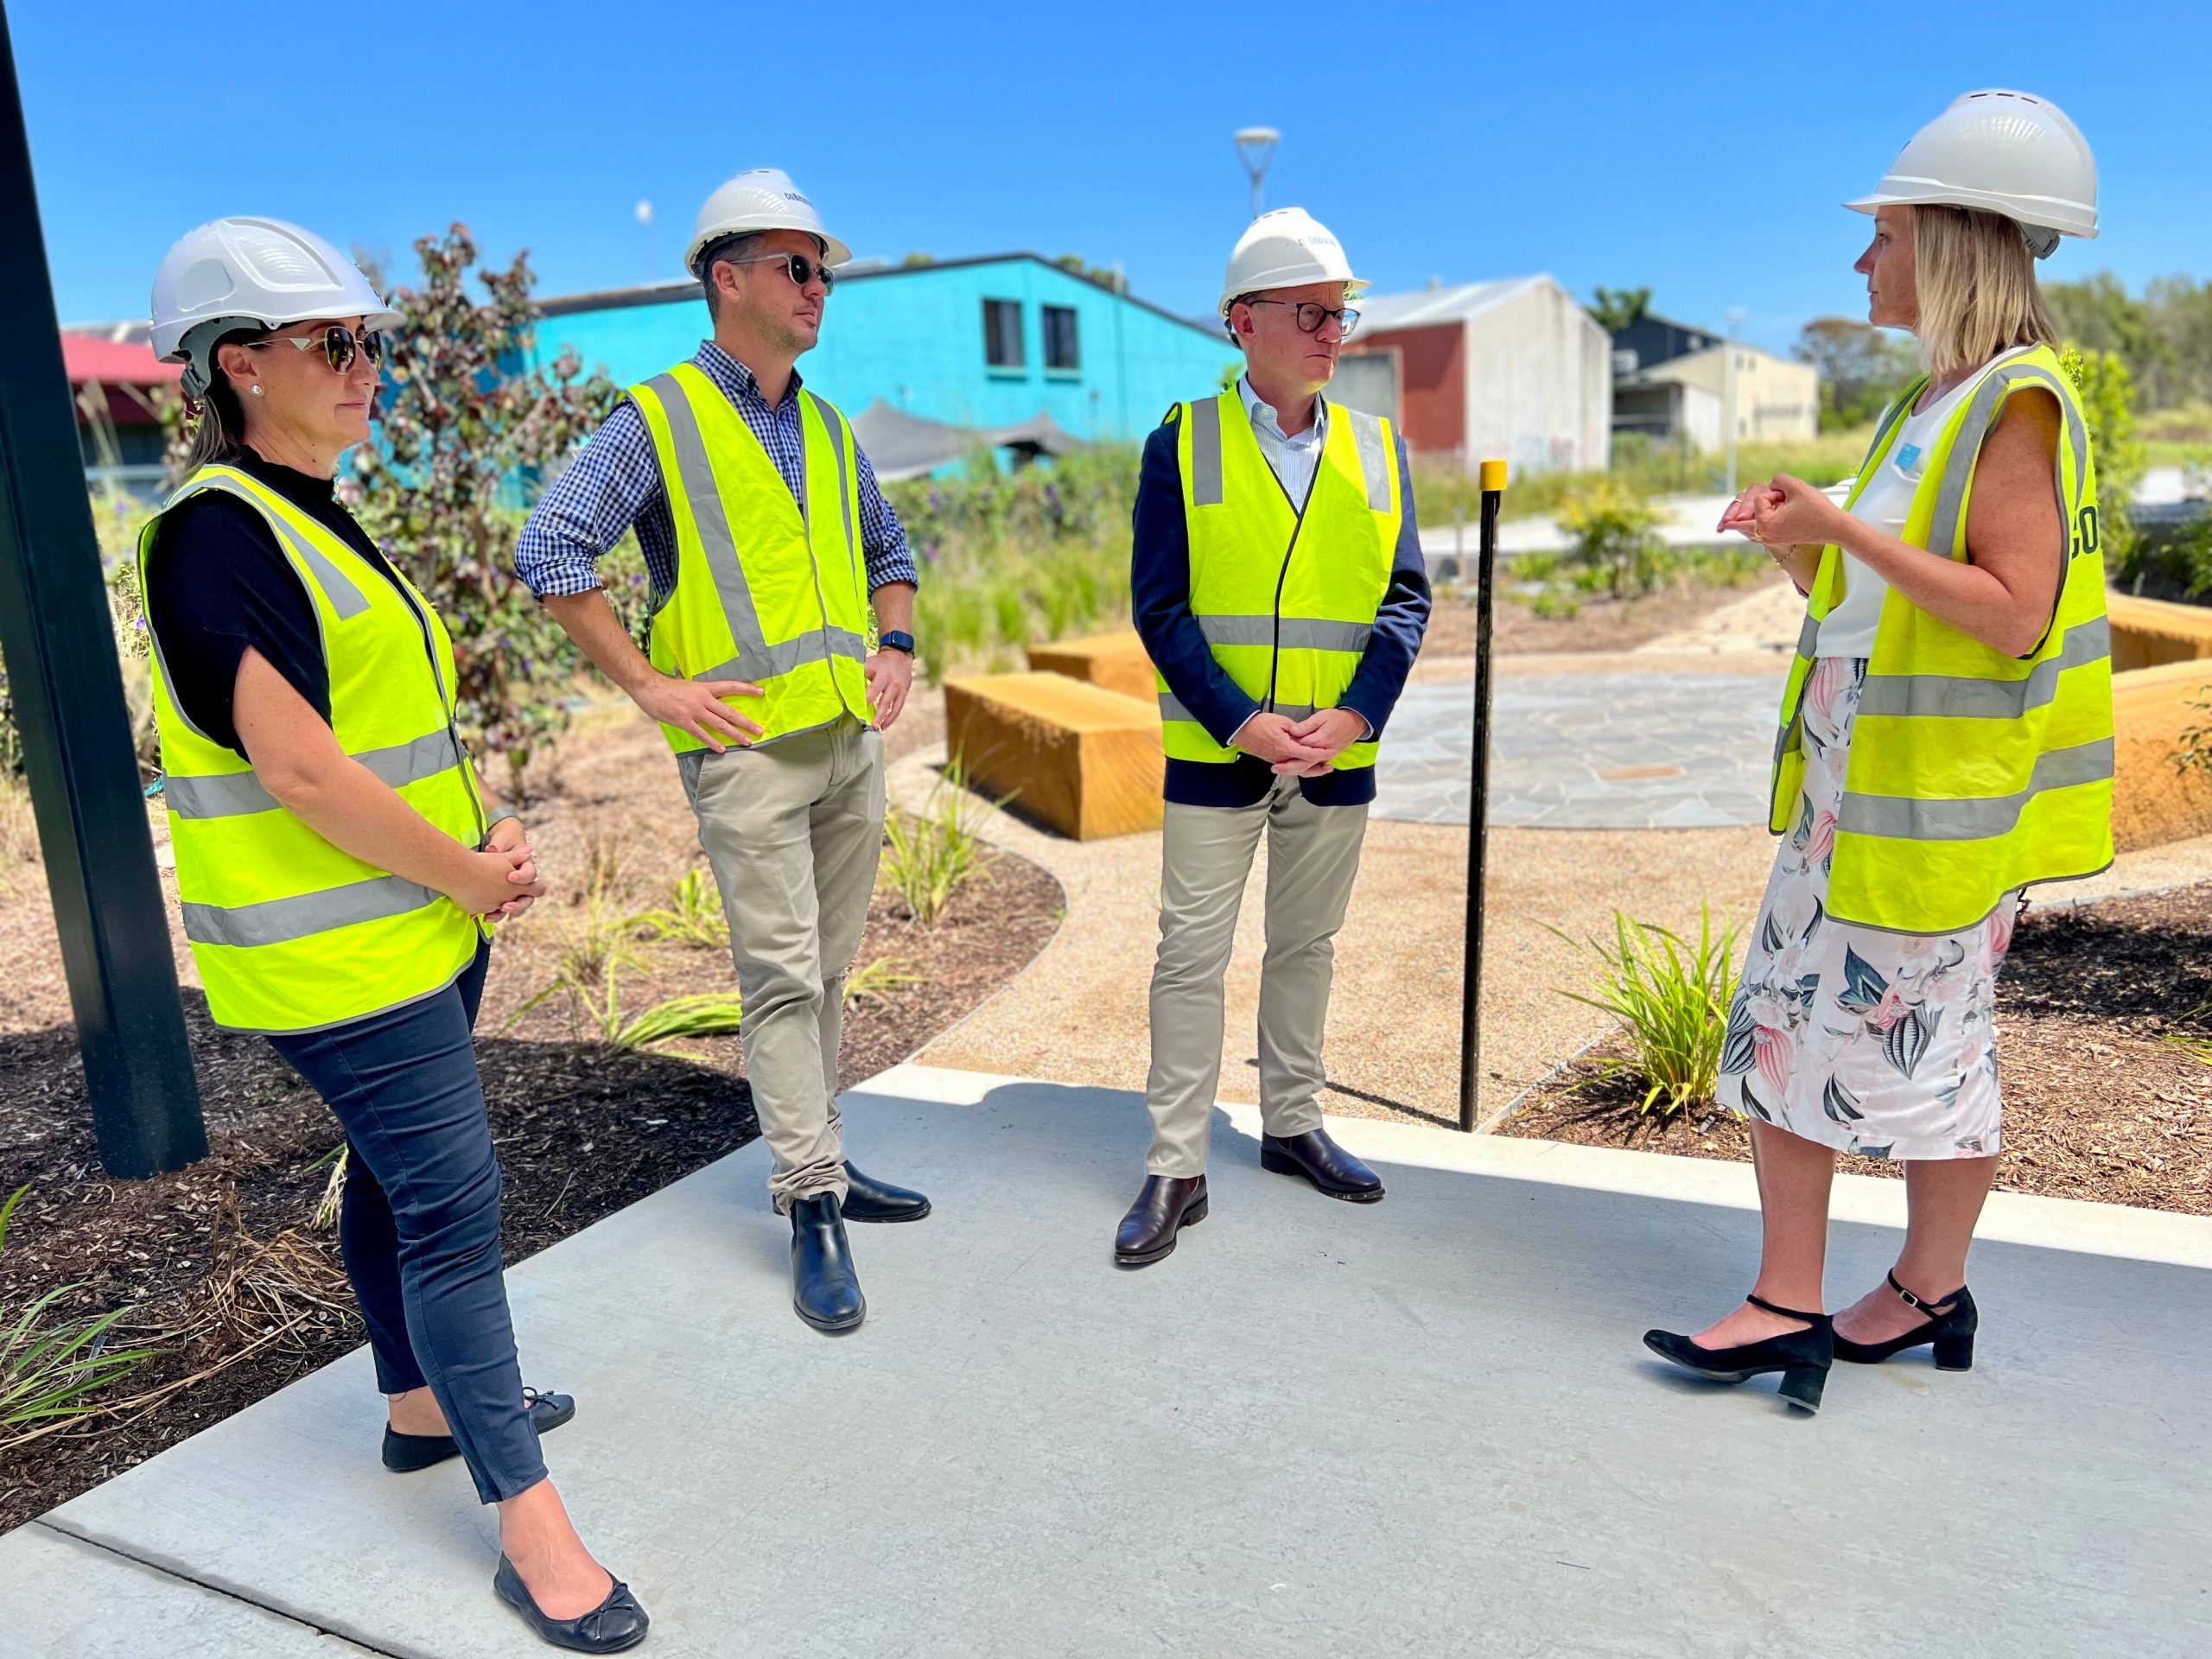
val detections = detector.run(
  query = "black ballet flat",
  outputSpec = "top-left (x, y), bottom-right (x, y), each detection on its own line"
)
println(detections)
top-left (493, 1555), bottom-right (649, 1653)
top-left (1643, 1293), bottom-right (1834, 1414)
top-left (1833, 1270), bottom-right (1978, 1370)
top-left (383, 1388), bottom-right (575, 1473)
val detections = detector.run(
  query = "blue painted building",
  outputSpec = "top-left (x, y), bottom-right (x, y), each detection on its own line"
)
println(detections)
top-left (527, 253), bottom-right (1239, 451)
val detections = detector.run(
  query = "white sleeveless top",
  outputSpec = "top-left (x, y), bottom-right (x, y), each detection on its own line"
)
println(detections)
top-left (1815, 345), bottom-right (2033, 660)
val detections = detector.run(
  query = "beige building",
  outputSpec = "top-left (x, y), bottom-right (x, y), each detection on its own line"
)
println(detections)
top-left (1610, 314), bottom-right (1819, 453)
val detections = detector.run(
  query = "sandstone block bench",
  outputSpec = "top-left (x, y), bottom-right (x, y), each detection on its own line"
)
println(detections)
top-left (944, 671), bottom-right (1164, 841)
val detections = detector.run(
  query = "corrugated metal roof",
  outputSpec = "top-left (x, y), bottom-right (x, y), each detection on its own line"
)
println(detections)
top-left (1355, 276), bottom-right (1548, 334)
top-left (60, 332), bottom-right (181, 387)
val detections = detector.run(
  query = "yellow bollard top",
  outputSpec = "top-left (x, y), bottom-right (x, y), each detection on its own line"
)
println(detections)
top-left (1478, 458), bottom-right (1509, 493)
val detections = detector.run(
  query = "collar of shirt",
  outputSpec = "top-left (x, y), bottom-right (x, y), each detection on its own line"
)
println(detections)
top-left (693, 339), bottom-right (804, 410)
top-left (1236, 373), bottom-right (1326, 503)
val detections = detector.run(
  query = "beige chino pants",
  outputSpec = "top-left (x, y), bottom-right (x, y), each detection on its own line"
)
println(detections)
top-left (681, 716), bottom-right (886, 1211)
top-left (1144, 772), bottom-right (1370, 1177)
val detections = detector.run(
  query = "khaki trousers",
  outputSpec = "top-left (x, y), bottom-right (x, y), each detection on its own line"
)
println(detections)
top-left (681, 717), bottom-right (886, 1211)
top-left (1144, 773), bottom-right (1370, 1176)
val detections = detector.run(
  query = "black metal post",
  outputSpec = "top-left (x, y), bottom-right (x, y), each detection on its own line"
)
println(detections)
top-left (0, 3), bottom-right (204, 1177)
top-left (1458, 460), bottom-right (1506, 1131)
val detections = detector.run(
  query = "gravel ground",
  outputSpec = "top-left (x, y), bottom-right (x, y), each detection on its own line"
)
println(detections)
top-left (903, 746), bottom-right (2212, 1134)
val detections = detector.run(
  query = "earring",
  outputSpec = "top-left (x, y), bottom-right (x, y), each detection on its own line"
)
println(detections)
top-left (250, 385), bottom-right (264, 397)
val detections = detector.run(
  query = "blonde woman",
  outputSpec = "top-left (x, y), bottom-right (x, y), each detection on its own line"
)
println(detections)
top-left (1644, 92), bottom-right (2114, 1413)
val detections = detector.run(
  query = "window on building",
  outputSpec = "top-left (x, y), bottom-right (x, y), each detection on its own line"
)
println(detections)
top-left (983, 299), bottom-right (1025, 369)
top-left (1042, 305), bottom-right (1080, 372)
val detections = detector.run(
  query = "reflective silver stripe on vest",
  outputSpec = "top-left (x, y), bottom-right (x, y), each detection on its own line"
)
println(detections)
top-left (1195, 614), bottom-right (1372, 652)
top-left (642, 372), bottom-right (770, 665)
top-left (1857, 616), bottom-right (2112, 721)
top-left (1158, 692), bottom-right (1319, 727)
top-left (165, 730), bottom-right (466, 821)
top-left (1188, 396), bottom-right (1224, 507)
top-left (807, 393), bottom-right (860, 568)
top-left (180, 873), bottom-right (442, 950)
top-left (696, 626), bottom-right (868, 686)
top-left (172, 474), bottom-right (371, 621)
top-left (1926, 362), bottom-right (2089, 558)
top-left (1837, 737), bottom-right (2114, 842)
top-left (1795, 613), bottom-right (1821, 658)
top-left (1344, 409), bottom-right (1392, 512)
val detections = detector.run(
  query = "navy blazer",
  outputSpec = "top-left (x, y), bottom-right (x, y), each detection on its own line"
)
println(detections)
top-left (1129, 405), bottom-right (1432, 807)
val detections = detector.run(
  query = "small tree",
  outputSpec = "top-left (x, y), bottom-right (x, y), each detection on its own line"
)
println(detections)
top-left (343, 226), bottom-right (620, 799)
top-left (1793, 316), bottom-right (1921, 431)
top-left (1560, 480), bottom-right (1664, 599)
top-left (1589, 286), bottom-right (1651, 334)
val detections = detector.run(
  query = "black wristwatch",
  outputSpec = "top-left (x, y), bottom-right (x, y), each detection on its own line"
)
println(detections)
top-left (879, 630), bottom-right (916, 656)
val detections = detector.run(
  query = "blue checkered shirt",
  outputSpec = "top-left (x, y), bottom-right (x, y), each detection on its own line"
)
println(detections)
top-left (513, 340), bottom-right (918, 602)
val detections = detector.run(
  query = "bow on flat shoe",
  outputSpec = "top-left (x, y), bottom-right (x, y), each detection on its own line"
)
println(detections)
top-left (383, 1388), bottom-right (575, 1473)
top-left (493, 1555), bottom-right (649, 1653)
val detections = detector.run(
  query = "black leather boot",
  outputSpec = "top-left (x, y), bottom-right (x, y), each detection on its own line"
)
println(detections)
top-left (842, 1161), bottom-right (931, 1223)
top-left (1114, 1174), bottom-right (1208, 1268)
top-left (1260, 1129), bottom-right (1384, 1202)
top-left (790, 1192), bottom-right (865, 1334)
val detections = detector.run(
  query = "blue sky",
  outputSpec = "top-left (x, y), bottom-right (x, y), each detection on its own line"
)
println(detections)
top-left (17, 1), bottom-right (2208, 354)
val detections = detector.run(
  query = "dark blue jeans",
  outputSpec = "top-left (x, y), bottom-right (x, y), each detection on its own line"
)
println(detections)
top-left (270, 941), bottom-right (546, 1503)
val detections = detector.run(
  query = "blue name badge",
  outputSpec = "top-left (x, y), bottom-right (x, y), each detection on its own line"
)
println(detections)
top-left (1896, 442), bottom-right (1923, 471)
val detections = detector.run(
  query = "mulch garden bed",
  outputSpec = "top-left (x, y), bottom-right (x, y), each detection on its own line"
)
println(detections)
top-left (0, 707), bottom-right (1060, 1534)
top-left (1423, 575), bottom-right (1776, 658)
top-left (1498, 881), bottom-right (2212, 1216)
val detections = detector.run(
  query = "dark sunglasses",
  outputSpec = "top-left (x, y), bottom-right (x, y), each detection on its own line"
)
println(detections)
top-left (1244, 299), bottom-right (1361, 339)
top-left (251, 324), bottom-right (387, 374)
top-left (731, 251), bottom-right (837, 291)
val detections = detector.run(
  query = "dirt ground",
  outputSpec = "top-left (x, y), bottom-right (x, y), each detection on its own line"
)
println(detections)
top-left (1499, 881), bottom-right (2212, 1215)
top-left (0, 701), bottom-right (1061, 1532)
top-left (1424, 575), bottom-right (1781, 658)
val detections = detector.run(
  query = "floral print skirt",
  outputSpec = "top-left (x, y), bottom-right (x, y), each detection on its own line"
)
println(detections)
top-left (1717, 658), bottom-right (2018, 1161)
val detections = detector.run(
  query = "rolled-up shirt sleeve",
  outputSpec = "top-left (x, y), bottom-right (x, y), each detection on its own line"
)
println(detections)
top-left (514, 401), bottom-right (663, 599)
top-left (854, 446), bottom-right (920, 594)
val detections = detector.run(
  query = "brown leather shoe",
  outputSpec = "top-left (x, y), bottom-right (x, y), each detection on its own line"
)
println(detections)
top-left (1114, 1174), bottom-right (1209, 1268)
top-left (1260, 1129), bottom-right (1384, 1202)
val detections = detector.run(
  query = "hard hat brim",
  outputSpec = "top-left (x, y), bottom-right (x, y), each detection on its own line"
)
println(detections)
top-left (1844, 184), bottom-right (2096, 238)
top-left (684, 227), bottom-right (854, 277)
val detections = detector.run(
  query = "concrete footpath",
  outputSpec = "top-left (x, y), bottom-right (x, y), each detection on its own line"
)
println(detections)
top-left (4, 1064), bottom-right (2209, 1658)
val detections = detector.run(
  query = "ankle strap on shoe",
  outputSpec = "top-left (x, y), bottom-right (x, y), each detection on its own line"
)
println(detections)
top-left (1885, 1270), bottom-right (1962, 1314)
top-left (1745, 1292), bottom-right (1826, 1324)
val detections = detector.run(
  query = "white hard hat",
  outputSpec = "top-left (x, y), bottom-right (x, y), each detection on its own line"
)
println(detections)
top-left (151, 217), bottom-right (401, 397)
top-left (1218, 207), bottom-right (1367, 317)
top-left (684, 168), bottom-right (851, 277)
top-left (1847, 89), bottom-right (2097, 258)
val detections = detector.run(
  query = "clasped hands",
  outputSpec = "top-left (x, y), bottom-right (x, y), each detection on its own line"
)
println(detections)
top-left (1235, 707), bottom-right (1368, 777)
top-left (1717, 472), bottom-right (1846, 553)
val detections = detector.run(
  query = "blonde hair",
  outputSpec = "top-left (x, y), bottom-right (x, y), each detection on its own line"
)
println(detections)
top-left (1911, 205), bottom-right (2056, 378)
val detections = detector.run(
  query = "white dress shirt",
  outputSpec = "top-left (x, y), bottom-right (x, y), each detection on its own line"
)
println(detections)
top-left (1238, 374), bottom-right (1327, 508)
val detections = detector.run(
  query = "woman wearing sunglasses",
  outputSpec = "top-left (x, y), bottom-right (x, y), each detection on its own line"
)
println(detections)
top-left (142, 218), bottom-right (647, 1652)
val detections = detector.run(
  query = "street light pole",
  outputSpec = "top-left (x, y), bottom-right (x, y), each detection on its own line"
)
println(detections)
top-left (1234, 127), bottom-right (1279, 220)
top-left (0, 2), bottom-right (205, 1178)
top-left (1723, 306), bottom-right (1746, 498)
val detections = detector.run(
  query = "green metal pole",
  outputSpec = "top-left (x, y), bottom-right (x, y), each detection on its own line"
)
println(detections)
top-left (0, 2), bottom-right (204, 1177)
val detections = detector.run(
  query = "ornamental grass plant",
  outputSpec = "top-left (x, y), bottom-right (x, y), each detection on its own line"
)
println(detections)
top-left (1549, 906), bottom-right (1741, 1118)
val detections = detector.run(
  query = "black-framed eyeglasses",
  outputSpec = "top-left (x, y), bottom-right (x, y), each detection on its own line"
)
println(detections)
top-left (731, 252), bottom-right (837, 292)
top-left (250, 324), bottom-right (386, 374)
top-left (1244, 299), bottom-right (1360, 339)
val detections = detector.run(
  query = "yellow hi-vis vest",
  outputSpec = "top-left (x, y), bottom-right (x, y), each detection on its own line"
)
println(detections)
top-left (1770, 340), bottom-right (2114, 934)
top-left (139, 466), bottom-right (487, 1033)
top-left (626, 365), bottom-right (873, 753)
top-left (1160, 394), bottom-right (1402, 768)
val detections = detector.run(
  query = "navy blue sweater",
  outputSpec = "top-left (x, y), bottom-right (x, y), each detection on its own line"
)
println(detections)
top-left (1129, 409), bottom-right (1431, 808)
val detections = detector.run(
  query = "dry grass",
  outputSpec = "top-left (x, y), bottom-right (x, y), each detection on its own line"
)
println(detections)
top-left (0, 778), bottom-right (38, 886)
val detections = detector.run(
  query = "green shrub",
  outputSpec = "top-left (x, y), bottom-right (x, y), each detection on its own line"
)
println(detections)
top-left (1549, 906), bottom-right (1741, 1117)
top-left (1, 1185), bottom-right (163, 1447)
top-left (880, 756), bottom-right (993, 925)
top-left (1560, 480), bottom-right (1665, 599)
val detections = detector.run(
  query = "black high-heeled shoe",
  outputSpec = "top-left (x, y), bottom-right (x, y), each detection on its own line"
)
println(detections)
top-left (1643, 1293), bottom-right (1834, 1414)
top-left (493, 1555), bottom-right (649, 1653)
top-left (1833, 1271), bottom-right (1977, 1370)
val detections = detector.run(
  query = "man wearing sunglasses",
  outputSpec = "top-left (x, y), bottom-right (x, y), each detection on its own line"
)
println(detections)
top-left (1116, 207), bottom-right (1431, 1268)
top-left (517, 168), bottom-right (925, 1336)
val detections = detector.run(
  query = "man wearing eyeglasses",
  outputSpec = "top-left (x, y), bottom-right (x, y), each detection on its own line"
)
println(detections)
top-left (516, 168), bottom-right (925, 1336)
top-left (1115, 207), bottom-right (1431, 1268)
